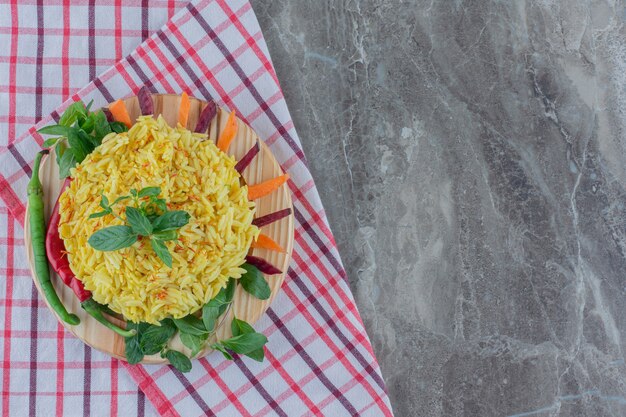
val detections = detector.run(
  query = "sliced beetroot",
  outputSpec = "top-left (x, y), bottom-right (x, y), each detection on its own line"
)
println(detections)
top-left (245, 255), bottom-right (282, 275)
top-left (252, 208), bottom-right (292, 228)
top-left (137, 85), bottom-right (154, 115)
top-left (102, 108), bottom-right (114, 123)
top-left (235, 140), bottom-right (260, 174)
top-left (194, 100), bottom-right (217, 133)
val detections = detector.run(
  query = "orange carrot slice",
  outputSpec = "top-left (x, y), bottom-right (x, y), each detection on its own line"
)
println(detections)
top-left (178, 91), bottom-right (190, 127)
top-left (251, 233), bottom-right (285, 252)
top-left (108, 99), bottom-right (132, 128)
top-left (247, 174), bottom-right (289, 200)
top-left (217, 110), bottom-right (238, 152)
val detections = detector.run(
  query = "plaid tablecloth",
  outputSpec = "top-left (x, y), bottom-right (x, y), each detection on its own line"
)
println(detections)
top-left (0, 1), bottom-right (394, 416)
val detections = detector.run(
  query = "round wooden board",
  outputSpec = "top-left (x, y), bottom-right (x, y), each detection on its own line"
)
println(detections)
top-left (24, 94), bottom-right (294, 364)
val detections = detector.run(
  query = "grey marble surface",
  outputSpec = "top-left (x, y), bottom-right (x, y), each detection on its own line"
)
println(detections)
top-left (251, 1), bottom-right (626, 416)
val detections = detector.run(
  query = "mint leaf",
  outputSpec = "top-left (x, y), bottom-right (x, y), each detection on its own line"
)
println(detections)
top-left (179, 332), bottom-right (208, 358)
top-left (112, 195), bottom-right (130, 205)
top-left (67, 127), bottom-right (90, 162)
top-left (230, 318), bottom-right (265, 361)
top-left (173, 316), bottom-right (208, 336)
top-left (124, 322), bottom-right (151, 364)
top-left (58, 102), bottom-right (87, 127)
top-left (151, 197), bottom-right (167, 213)
top-left (212, 344), bottom-right (233, 360)
top-left (42, 137), bottom-right (62, 148)
top-left (139, 320), bottom-right (176, 355)
top-left (88, 226), bottom-right (137, 251)
top-left (124, 332), bottom-right (144, 364)
top-left (58, 147), bottom-right (76, 178)
top-left (88, 187), bottom-right (187, 267)
top-left (150, 239), bottom-right (172, 267)
top-left (138, 187), bottom-right (161, 198)
top-left (243, 346), bottom-right (265, 362)
top-left (142, 196), bottom-right (168, 217)
top-left (126, 206), bottom-right (153, 236)
top-left (110, 121), bottom-right (128, 133)
top-left (151, 210), bottom-right (190, 232)
top-left (79, 114), bottom-right (95, 134)
top-left (201, 278), bottom-right (236, 331)
top-left (88, 209), bottom-right (111, 219)
top-left (220, 333), bottom-right (268, 355)
top-left (78, 125), bottom-right (99, 148)
top-left (55, 142), bottom-right (65, 165)
top-left (221, 279), bottom-right (236, 314)
top-left (210, 327), bottom-right (267, 362)
top-left (165, 350), bottom-right (192, 373)
top-left (202, 304), bottom-right (220, 333)
top-left (38, 125), bottom-right (71, 136)
top-left (93, 110), bottom-right (112, 141)
top-left (125, 337), bottom-right (144, 364)
top-left (152, 230), bottom-right (177, 241)
top-left (239, 263), bottom-right (270, 300)
top-left (100, 194), bottom-right (110, 209)
top-left (231, 317), bottom-right (256, 337)
top-left (42, 101), bottom-right (132, 181)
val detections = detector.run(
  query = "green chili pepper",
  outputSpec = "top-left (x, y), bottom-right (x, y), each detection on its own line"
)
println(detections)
top-left (81, 299), bottom-right (136, 338)
top-left (28, 150), bottom-right (80, 325)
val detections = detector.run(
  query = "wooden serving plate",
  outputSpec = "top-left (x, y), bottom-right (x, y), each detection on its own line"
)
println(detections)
top-left (24, 94), bottom-right (294, 363)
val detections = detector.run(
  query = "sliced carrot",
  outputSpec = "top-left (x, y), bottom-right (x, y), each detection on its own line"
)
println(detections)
top-left (108, 99), bottom-right (132, 128)
top-left (247, 174), bottom-right (290, 200)
top-left (251, 233), bottom-right (285, 252)
top-left (217, 110), bottom-right (238, 152)
top-left (178, 91), bottom-right (190, 127)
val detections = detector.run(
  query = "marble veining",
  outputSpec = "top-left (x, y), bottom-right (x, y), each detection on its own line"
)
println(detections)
top-left (252, 0), bottom-right (626, 415)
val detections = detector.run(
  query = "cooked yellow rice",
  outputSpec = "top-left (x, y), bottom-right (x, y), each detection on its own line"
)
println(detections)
top-left (58, 115), bottom-right (259, 324)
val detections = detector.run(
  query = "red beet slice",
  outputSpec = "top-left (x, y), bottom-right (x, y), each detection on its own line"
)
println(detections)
top-left (246, 255), bottom-right (282, 275)
top-left (235, 140), bottom-right (260, 174)
top-left (194, 100), bottom-right (216, 133)
top-left (137, 86), bottom-right (154, 115)
top-left (252, 208), bottom-right (292, 228)
top-left (102, 108), bottom-right (114, 122)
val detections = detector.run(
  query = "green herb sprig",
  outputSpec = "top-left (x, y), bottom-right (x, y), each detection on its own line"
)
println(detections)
top-left (87, 186), bottom-right (190, 267)
top-left (202, 278), bottom-right (236, 333)
top-left (213, 317), bottom-right (267, 361)
top-left (123, 279), bottom-right (268, 372)
top-left (239, 263), bottom-right (271, 300)
top-left (38, 101), bottom-right (128, 178)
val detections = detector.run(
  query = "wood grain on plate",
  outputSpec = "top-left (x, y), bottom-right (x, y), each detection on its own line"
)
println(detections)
top-left (24, 94), bottom-right (294, 363)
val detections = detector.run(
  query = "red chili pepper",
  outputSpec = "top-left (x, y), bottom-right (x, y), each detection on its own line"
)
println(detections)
top-left (45, 179), bottom-right (91, 302)
top-left (45, 179), bottom-right (135, 337)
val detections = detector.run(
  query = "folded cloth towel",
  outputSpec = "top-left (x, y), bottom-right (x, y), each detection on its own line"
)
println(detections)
top-left (0, 1), bottom-right (393, 415)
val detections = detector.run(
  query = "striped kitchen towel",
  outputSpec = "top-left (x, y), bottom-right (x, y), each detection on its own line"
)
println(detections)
top-left (0, 0), bottom-right (394, 415)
